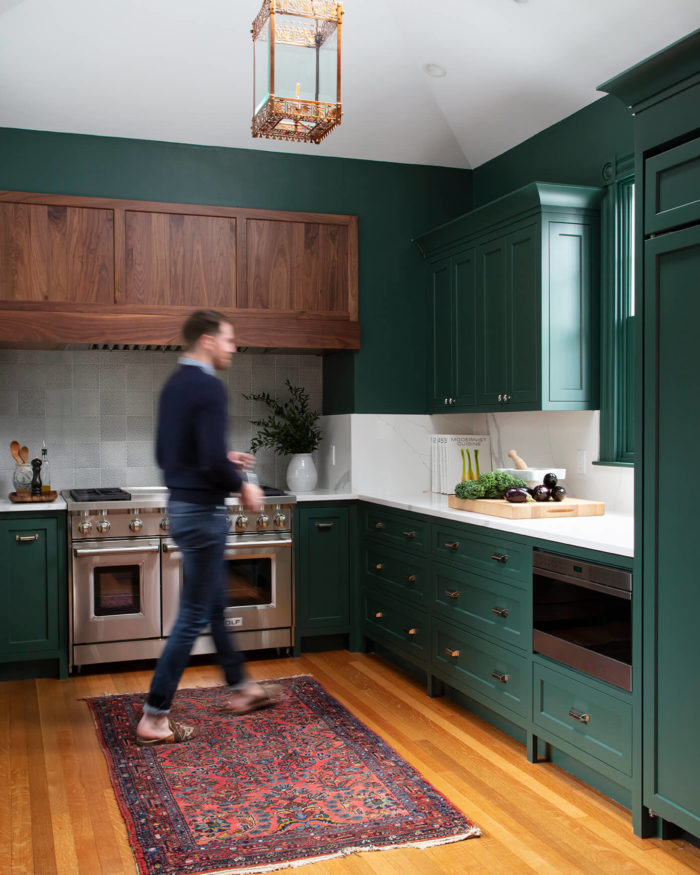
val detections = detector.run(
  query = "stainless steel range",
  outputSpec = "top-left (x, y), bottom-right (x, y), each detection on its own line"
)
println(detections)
top-left (64, 486), bottom-right (296, 669)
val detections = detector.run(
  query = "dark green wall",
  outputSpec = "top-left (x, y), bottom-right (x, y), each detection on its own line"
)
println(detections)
top-left (472, 95), bottom-right (634, 206)
top-left (0, 127), bottom-right (472, 414)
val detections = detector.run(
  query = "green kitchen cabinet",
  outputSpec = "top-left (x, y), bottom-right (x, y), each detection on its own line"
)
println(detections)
top-left (0, 511), bottom-right (68, 678)
top-left (600, 29), bottom-right (700, 840)
top-left (294, 502), bottom-right (354, 655)
top-left (417, 182), bottom-right (601, 412)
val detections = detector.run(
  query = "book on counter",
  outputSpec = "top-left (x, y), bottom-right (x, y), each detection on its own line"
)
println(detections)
top-left (431, 434), bottom-right (492, 494)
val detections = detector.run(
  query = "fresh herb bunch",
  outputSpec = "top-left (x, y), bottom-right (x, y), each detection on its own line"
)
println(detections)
top-left (244, 380), bottom-right (322, 455)
top-left (455, 471), bottom-right (528, 500)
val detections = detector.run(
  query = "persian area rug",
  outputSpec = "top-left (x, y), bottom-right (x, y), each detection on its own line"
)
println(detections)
top-left (86, 675), bottom-right (480, 875)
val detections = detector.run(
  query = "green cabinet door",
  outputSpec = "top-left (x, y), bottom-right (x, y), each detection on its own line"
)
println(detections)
top-left (0, 515), bottom-right (65, 670)
top-left (643, 224), bottom-right (700, 837)
top-left (507, 224), bottom-right (539, 407)
top-left (428, 259), bottom-right (454, 411)
top-left (475, 235), bottom-right (509, 406)
top-left (294, 503), bottom-right (351, 653)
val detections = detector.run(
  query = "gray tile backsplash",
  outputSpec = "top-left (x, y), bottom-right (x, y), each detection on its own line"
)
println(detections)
top-left (0, 349), bottom-right (323, 495)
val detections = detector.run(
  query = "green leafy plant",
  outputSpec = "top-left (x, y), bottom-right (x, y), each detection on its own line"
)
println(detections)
top-left (244, 380), bottom-right (322, 455)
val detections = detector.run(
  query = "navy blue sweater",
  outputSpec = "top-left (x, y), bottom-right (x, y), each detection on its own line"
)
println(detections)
top-left (156, 364), bottom-right (243, 505)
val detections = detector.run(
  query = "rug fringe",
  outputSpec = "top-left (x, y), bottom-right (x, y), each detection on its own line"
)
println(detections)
top-left (197, 829), bottom-right (482, 875)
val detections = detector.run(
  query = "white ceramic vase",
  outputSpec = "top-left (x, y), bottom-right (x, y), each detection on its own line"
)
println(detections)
top-left (286, 453), bottom-right (317, 493)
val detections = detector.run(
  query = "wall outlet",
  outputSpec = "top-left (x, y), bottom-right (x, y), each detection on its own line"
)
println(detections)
top-left (576, 449), bottom-right (587, 475)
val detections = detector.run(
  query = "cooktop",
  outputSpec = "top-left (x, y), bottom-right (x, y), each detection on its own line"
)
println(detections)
top-left (69, 488), bottom-right (132, 502)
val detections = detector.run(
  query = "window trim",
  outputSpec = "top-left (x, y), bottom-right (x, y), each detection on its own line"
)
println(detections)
top-left (597, 155), bottom-right (635, 466)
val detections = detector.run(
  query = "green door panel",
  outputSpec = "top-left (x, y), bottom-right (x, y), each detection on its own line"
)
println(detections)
top-left (476, 237), bottom-right (508, 406)
top-left (507, 224), bottom-right (539, 406)
top-left (452, 249), bottom-right (478, 408)
top-left (296, 506), bottom-right (349, 633)
top-left (644, 136), bottom-right (700, 234)
top-left (429, 260), bottom-right (453, 411)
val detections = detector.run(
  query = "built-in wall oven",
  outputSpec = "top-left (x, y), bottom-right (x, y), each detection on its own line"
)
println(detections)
top-left (533, 550), bottom-right (632, 691)
top-left (65, 487), bottom-right (295, 669)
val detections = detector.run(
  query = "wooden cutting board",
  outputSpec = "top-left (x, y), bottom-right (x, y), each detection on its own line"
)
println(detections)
top-left (447, 494), bottom-right (604, 519)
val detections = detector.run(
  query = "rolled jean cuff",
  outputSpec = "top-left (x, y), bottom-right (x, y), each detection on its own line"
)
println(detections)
top-left (143, 701), bottom-right (170, 716)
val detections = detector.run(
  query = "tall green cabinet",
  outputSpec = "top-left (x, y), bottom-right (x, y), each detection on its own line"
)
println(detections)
top-left (601, 28), bottom-right (700, 841)
top-left (417, 183), bottom-right (601, 413)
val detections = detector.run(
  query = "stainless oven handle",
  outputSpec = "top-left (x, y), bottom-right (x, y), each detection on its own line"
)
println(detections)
top-left (225, 539), bottom-right (292, 549)
top-left (73, 545), bottom-right (161, 557)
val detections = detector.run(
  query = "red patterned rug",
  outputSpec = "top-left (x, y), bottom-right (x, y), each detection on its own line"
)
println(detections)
top-left (86, 675), bottom-right (480, 875)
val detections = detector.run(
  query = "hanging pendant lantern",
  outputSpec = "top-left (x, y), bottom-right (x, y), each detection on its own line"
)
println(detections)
top-left (251, 0), bottom-right (343, 144)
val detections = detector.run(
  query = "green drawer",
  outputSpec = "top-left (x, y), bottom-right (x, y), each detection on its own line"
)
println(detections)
top-left (363, 542), bottom-right (428, 605)
top-left (533, 660), bottom-right (632, 776)
top-left (432, 617), bottom-right (529, 719)
top-left (362, 591), bottom-right (428, 659)
top-left (431, 521), bottom-right (530, 587)
top-left (645, 136), bottom-right (700, 234)
top-left (432, 560), bottom-right (528, 651)
top-left (361, 505), bottom-right (428, 554)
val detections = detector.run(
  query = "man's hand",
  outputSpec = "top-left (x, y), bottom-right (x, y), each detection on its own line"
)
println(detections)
top-left (228, 451), bottom-right (256, 470)
top-left (239, 482), bottom-right (264, 512)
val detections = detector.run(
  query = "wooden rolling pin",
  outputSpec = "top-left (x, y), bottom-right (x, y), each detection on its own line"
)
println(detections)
top-left (508, 449), bottom-right (528, 470)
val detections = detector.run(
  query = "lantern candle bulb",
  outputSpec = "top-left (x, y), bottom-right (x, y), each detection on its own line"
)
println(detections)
top-left (296, 82), bottom-right (300, 98)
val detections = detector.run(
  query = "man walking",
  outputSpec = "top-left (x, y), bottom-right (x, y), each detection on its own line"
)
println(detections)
top-left (136, 310), bottom-right (270, 745)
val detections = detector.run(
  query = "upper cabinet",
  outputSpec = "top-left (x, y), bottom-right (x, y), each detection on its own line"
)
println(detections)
top-left (0, 192), bottom-right (359, 350)
top-left (417, 183), bottom-right (602, 413)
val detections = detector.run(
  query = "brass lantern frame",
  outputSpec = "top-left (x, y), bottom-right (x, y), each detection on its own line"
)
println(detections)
top-left (251, 0), bottom-right (343, 144)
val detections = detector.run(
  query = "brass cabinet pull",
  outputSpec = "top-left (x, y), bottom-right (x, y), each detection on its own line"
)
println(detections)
top-left (445, 648), bottom-right (460, 658)
top-left (491, 552), bottom-right (509, 563)
top-left (444, 541), bottom-right (459, 551)
top-left (314, 521), bottom-right (334, 530)
top-left (568, 708), bottom-right (590, 724)
top-left (404, 627), bottom-right (417, 636)
top-left (375, 563), bottom-right (383, 570)
top-left (375, 521), bottom-right (385, 530)
top-left (375, 611), bottom-right (384, 619)
top-left (491, 670), bottom-right (509, 683)
top-left (407, 574), bottom-right (417, 583)
top-left (491, 606), bottom-right (509, 617)
top-left (403, 530), bottom-right (416, 539)
top-left (15, 533), bottom-right (39, 543)
top-left (445, 589), bottom-right (459, 600)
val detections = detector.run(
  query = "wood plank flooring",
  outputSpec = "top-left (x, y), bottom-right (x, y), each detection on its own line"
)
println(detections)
top-left (2, 650), bottom-right (700, 874)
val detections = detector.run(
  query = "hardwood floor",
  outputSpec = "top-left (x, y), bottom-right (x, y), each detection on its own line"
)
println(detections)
top-left (3, 650), bottom-right (700, 874)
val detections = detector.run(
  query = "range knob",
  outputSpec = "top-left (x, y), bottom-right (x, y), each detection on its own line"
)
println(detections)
top-left (273, 506), bottom-right (287, 529)
top-left (96, 518), bottom-right (111, 534)
top-left (256, 512), bottom-right (270, 531)
top-left (235, 513), bottom-right (248, 532)
top-left (78, 518), bottom-right (93, 535)
top-left (160, 516), bottom-right (170, 532)
top-left (129, 518), bottom-right (143, 533)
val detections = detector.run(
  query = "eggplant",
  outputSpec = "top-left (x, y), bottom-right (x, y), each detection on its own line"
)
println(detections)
top-left (504, 487), bottom-right (529, 503)
top-left (551, 485), bottom-right (567, 502)
top-left (543, 472), bottom-right (558, 488)
top-left (532, 484), bottom-right (551, 502)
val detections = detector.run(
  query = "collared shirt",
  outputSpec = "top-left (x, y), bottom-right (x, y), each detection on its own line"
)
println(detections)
top-left (178, 355), bottom-right (216, 378)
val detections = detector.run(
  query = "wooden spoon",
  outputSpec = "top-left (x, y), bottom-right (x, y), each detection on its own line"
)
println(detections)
top-left (10, 440), bottom-right (23, 464)
top-left (19, 445), bottom-right (29, 464)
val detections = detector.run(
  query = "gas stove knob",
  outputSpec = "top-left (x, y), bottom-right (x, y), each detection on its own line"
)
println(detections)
top-left (160, 516), bottom-right (170, 532)
top-left (235, 513), bottom-right (248, 532)
top-left (273, 510), bottom-right (287, 529)
top-left (96, 518), bottom-right (111, 534)
top-left (78, 519), bottom-right (93, 535)
top-left (129, 518), bottom-right (143, 533)
top-left (256, 512), bottom-right (269, 531)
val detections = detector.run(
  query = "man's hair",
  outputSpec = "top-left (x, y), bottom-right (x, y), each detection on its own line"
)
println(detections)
top-left (181, 310), bottom-right (229, 348)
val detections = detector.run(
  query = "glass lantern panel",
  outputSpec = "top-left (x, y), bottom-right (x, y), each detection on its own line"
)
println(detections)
top-left (254, 19), bottom-right (271, 114)
top-left (274, 13), bottom-right (338, 103)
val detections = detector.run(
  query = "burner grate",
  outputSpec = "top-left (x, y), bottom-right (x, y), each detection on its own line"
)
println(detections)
top-left (70, 488), bottom-right (132, 502)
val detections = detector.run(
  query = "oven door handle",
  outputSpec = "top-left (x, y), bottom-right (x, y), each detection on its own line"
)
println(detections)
top-left (225, 539), bottom-right (292, 549)
top-left (73, 545), bottom-right (161, 557)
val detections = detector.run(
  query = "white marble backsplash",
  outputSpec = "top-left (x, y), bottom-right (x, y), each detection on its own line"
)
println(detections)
top-left (316, 410), bottom-right (634, 515)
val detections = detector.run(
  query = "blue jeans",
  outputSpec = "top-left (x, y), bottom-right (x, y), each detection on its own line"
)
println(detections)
top-left (144, 500), bottom-right (246, 714)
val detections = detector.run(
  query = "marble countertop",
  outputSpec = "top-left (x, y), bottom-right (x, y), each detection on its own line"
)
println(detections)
top-left (295, 488), bottom-right (633, 558)
top-left (0, 495), bottom-right (67, 512)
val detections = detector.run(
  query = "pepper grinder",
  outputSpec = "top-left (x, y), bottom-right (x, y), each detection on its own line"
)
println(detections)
top-left (30, 457), bottom-right (42, 497)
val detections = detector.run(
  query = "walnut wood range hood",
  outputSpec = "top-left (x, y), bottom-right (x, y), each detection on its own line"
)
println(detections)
top-left (0, 191), bottom-right (360, 351)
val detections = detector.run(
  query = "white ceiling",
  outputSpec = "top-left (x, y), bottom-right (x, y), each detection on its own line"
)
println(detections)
top-left (1, 0), bottom-right (698, 169)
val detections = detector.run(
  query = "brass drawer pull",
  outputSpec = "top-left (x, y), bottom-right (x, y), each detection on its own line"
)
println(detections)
top-left (491, 670), bottom-right (510, 683)
top-left (407, 574), bottom-right (417, 583)
top-left (404, 627), bottom-right (417, 636)
top-left (445, 648), bottom-right (460, 658)
top-left (491, 552), bottom-right (509, 563)
top-left (403, 530), bottom-right (416, 539)
top-left (375, 611), bottom-right (384, 619)
top-left (314, 522), bottom-right (334, 530)
top-left (15, 533), bottom-right (39, 543)
top-left (491, 606), bottom-right (509, 617)
top-left (444, 541), bottom-right (459, 551)
top-left (445, 589), bottom-right (459, 600)
top-left (375, 563), bottom-right (383, 570)
top-left (375, 521), bottom-right (385, 530)
top-left (568, 708), bottom-right (590, 724)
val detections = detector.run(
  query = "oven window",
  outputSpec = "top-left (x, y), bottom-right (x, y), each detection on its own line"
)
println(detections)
top-left (94, 565), bottom-right (142, 616)
top-left (224, 558), bottom-right (272, 607)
